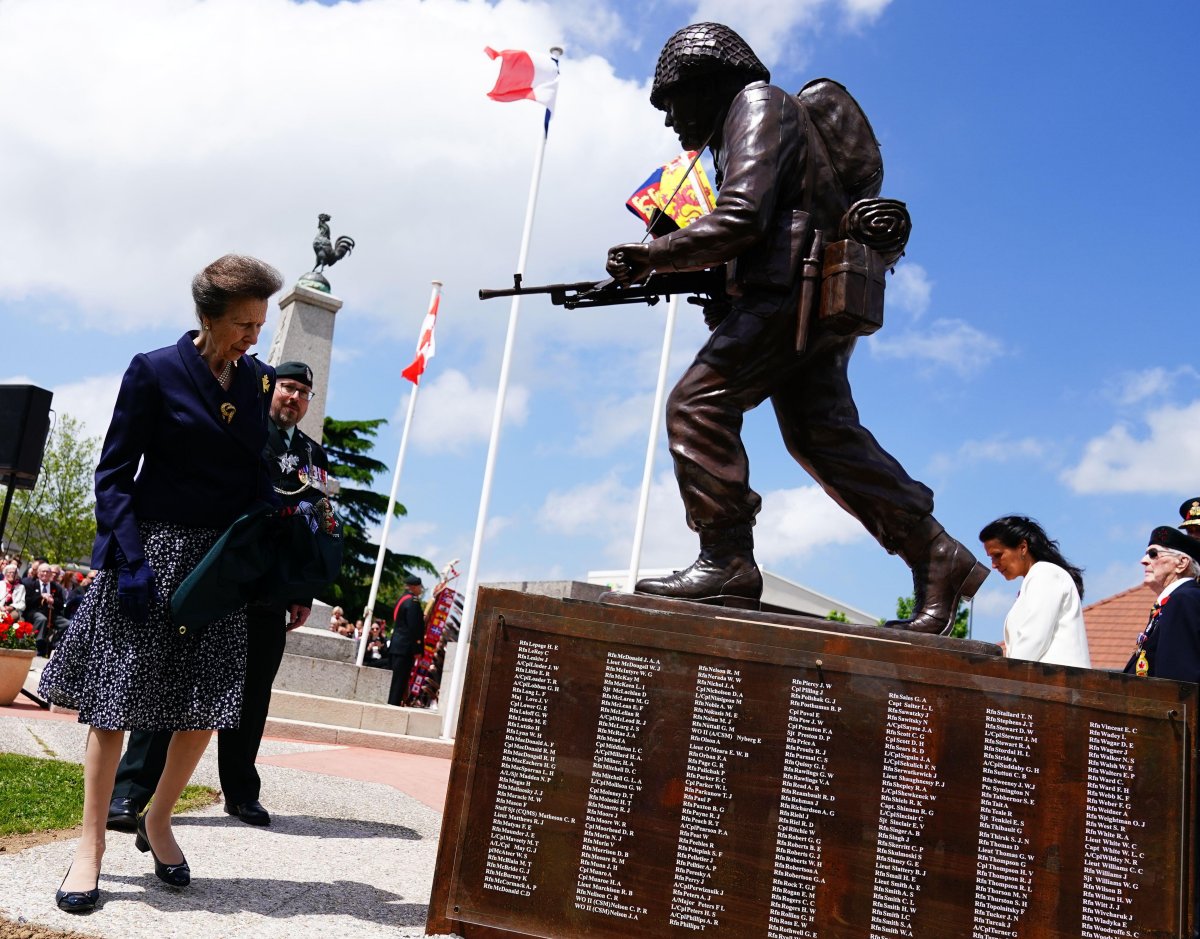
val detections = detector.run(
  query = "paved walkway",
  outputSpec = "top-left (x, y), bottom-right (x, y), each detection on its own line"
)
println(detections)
top-left (0, 696), bottom-right (459, 938)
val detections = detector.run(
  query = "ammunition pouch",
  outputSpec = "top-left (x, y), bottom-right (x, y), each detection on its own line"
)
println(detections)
top-left (818, 239), bottom-right (886, 337)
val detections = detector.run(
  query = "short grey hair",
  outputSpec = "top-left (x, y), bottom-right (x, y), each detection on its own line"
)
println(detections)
top-left (1160, 548), bottom-right (1200, 580)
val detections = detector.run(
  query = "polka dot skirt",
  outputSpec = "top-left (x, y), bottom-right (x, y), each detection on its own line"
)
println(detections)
top-left (39, 521), bottom-right (247, 731)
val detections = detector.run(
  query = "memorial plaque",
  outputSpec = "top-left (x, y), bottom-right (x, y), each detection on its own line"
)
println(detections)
top-left (428, 588), bottom-right (1196, 939)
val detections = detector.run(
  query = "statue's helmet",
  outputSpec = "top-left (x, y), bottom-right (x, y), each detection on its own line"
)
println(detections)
top-left (650, 23), bottom-right (770, 110)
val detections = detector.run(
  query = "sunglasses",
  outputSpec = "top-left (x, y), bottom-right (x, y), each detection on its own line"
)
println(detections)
top-left (1146, 547), bottom-right (1182, 560)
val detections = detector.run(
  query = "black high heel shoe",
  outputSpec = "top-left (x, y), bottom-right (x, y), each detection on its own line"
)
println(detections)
top-left (56, 867), bottom-right (100, 913)
top-left (135, 815), bottom-right (190, 887)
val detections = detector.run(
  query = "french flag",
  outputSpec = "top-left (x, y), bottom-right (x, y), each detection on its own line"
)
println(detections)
top-left (485, 46), bottom-right (560, 132)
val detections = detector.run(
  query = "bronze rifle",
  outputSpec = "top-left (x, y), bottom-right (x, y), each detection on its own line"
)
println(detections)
top-left (478, 269), bottom-right (723, 310)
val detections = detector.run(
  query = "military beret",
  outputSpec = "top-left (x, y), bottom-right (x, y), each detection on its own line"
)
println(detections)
top-left (404, 574), bottom-right (424, 587)
top-left (275, 361), bottom-right (313, 387)
top-left (1148, 526), bottom-right (1200, 563)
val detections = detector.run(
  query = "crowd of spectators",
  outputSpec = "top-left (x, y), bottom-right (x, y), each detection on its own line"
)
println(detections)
top-left (1, 554), bottom-right (96, 656)
top-left (324, 605), bottom-right (388, 666)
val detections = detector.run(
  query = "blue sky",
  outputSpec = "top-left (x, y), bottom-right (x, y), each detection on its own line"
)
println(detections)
top-left (2, 0), bottom-right (1199, 646)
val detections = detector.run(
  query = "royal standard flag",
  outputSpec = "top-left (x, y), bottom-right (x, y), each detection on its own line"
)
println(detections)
top-left (626, 151), bottom-right (716, 232)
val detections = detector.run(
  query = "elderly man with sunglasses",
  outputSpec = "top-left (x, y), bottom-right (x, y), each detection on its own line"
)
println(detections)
top-left (1126, 526), bottom-right (1200, 681)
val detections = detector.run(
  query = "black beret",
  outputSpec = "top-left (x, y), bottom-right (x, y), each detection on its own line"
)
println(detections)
top-left (404, 574), bottom-right (424, 587)
top-left (1178, 498), bottom-right (1200, 530)
top-left (1148, 526), bottom-right (1200, 563)
top-left (275, 361), bottom-right (313, 387)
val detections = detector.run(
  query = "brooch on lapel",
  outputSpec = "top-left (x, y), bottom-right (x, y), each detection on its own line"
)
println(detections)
top-left (262, 375), bottom-right (270, 394)
top-left (220, 403), bottom-right (237, 424)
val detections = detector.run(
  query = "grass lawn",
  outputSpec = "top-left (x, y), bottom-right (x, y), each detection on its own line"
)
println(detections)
top-left (0, 752), bottom-right (218, 837)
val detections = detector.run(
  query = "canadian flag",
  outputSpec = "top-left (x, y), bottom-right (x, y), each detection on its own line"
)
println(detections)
top-left (401, 284), bottom-right (441, 385)
top-left (484, 46), bottom-right (559, 117)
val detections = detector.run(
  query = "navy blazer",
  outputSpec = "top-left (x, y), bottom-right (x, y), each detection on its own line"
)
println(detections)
top-left (1124, 578), bottom-right (1200, 684)
top-left (92, 331), bottom-right (276, 570)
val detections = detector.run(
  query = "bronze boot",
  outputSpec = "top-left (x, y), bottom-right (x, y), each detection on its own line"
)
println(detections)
top-left (884, 517), bottom-right (989, 635)
top-left (634, 526), bottom-right (763, 610)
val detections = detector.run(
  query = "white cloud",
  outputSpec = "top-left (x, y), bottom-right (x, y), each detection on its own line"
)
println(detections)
top-left (407, 369), bottom-right (530, 453)
top-left (685, 0), bottom-right (892, 61)
top-left (1111, 365), bottom-right (1199, 406)
top-left (686, 0), bottom-right (826, 64)
top-left (0, 0), bottom-right (675, 343)
top-left (539, 474), bottom-right (630, 537)
top-left (839, 0), bottom-right (894, 29)
top-left (888, 263), bottom-right (932, 319)
top-left (928, 435), bottom-right (1052, 475)
top-left (571, 392), bottom-right (656, 456)
top-left (867, 318), bottom-right (1004, 377)
top-left (1062, 400), bottom-right (1200, 493)
top-left (381, 518), bottom-right (442, 562)
top-left (52, 375), bottom-right (123, 442)
top-left (971, 585), bottom-right (1016, 619)
top-left (537, 471), bottom-right (866, 571)
top-left (537, 470), bottom-right (695, 569)
top-left (754, 485), bottom-right (868, 563)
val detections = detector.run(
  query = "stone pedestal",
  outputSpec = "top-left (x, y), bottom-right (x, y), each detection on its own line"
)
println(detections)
top-left (429, 587), bottom-right (1196, 939)
top-left (266, 283), bottom-right (342, 441)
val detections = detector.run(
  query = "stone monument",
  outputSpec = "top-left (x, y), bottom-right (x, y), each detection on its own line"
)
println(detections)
top-left (267, 213), bottom-right (357, 441)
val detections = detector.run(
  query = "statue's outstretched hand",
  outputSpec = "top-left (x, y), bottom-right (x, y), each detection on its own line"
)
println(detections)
top-left (606, 244), bottom-right (652, 285)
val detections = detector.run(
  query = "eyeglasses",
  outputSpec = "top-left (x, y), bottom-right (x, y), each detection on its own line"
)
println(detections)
top-left (1145, 547), bottom-right (1182, 561)
top-left (277, 382), bottom-right (316, 401)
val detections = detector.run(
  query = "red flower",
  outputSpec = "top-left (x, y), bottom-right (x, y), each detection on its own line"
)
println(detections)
top-left (0, 617), bottom-right (37, 650)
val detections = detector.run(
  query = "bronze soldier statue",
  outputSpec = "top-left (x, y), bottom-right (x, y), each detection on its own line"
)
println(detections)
top-left (607, 23), bottom-right (987, 634)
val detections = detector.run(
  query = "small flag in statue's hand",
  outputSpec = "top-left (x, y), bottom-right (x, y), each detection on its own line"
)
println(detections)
top-left (485, 46), bottom-right (560, 132)
top-left (402, 289), bottom-right (440, 385)
top-left (626, 151), bottom-right (716, 232)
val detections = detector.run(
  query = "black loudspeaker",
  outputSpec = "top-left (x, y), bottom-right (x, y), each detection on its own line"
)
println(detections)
top-left (0, 385), bottom-right (53, 491)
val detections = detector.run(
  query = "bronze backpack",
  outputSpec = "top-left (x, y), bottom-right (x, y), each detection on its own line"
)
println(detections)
top-left (796, 78), bottom-right (911, 339)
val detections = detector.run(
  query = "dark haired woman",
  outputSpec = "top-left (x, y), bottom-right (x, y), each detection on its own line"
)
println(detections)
top-left (39, 255), bottom-right (283, 912)
top-left (978, 516), bottom-right (1090, 668)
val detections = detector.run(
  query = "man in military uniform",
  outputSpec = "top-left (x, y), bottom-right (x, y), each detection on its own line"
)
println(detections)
top-left (1126, 526), bottom-right (1200, 681)
top-left (387, 574), bottom-right (425, 707)
top-left (1179, 498), bottom-right (1200, 541)
top-left (607, 23), bottom-right (986, 633)
top-left (107, 361), bottom-right (332, 828)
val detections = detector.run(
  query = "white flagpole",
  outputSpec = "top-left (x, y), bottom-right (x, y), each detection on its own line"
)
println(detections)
top-left (626, 294), bottom-right (679, 591)
top-left (440, 63), bottom-right (560, 740)
top-left (357, 280), bottom-right (442, 667)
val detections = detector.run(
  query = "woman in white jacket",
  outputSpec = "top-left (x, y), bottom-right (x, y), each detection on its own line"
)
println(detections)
top-left (2, 563), bottom-right (26, 621)
top-left (979, 516), bottom-right (1091, 668)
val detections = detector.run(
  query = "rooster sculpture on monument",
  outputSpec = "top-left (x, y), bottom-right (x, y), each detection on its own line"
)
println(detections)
top-left (299, 213), bottom-right (356, 292)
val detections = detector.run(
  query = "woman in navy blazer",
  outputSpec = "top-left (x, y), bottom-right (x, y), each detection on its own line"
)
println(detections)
top-left (40, 255), bottom-right (282, 912)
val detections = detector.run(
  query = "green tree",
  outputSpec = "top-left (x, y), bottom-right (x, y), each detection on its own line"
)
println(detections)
top-left (888, 595), bottom-right (970, 638)
top-left (322, 416), bottom-right (436, 621)
top-left (825, 610), bottom-right (849, 623)
top-left (5, 414), bottom-right (99, 564)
